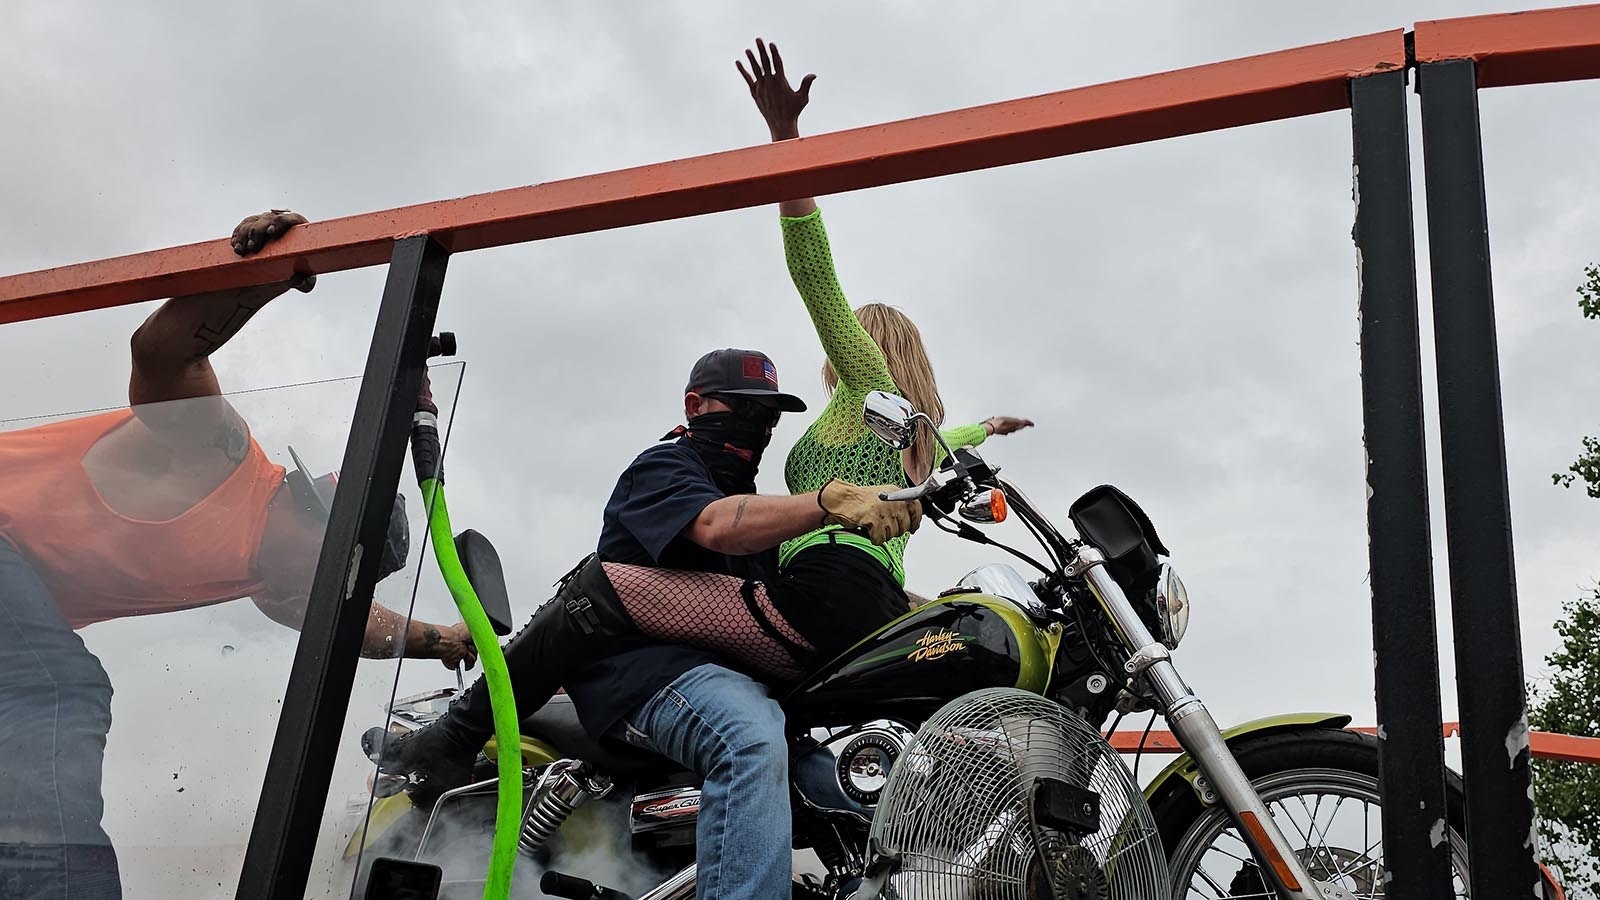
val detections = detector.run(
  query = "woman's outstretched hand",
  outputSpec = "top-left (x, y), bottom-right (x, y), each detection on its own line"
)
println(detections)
top-left (737, 37), bottom-right (815, 142)
top-left (985, 416), bottom-right (1036, 437)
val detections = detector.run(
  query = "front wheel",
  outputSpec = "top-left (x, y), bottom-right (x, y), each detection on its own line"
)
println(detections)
top-left (1149, 728), bottom-right (1471, 898)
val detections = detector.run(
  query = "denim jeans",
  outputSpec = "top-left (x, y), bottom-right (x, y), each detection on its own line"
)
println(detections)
top-left (615, 663), bottom-right (791, 900)
top-left (0, 541), bottom-right (121, 900)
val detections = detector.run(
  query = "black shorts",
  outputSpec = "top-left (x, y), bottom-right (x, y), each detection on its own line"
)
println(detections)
top-left (770, 540), bottom-right (909, 666)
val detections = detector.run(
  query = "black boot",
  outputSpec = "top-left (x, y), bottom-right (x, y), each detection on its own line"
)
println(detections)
top-left (360, 715), bottom-right (482, 800)
top-left (362, 556), bottom-right (634, 794)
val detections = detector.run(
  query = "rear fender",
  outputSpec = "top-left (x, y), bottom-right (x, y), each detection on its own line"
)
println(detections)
top-left (1140, 712), bottom-right (1353, 805)
top-left (342, 734), bottom-right (562, 859)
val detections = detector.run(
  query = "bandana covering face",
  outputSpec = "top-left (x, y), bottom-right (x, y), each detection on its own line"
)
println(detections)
top-left (665, 411), bottom-right (775, 495)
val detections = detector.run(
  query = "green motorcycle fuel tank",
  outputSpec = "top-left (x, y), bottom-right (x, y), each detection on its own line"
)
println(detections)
top-left (783, 586), bottom-right (1060, 728)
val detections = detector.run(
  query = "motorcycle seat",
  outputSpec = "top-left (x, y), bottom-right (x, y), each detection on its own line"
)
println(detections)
top-left (520, 693), bottom-right (688, 781)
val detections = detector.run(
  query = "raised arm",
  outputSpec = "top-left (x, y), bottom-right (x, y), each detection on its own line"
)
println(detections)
top-left (738, 38), bottom-right (817, 219)
top-left (739, 40), bottom-right (896, 403)
top-left (128, 210), bottom-right (315, 456)
top-left (129, 210), bottom-right (315, 406)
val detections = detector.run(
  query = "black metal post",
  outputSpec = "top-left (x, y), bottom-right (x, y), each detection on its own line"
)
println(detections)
top-left (236, 235), bottom-right (449, 900)
top-left (1350, 69), bottom-right (1457, 899)
top-left (1418, 57), bottom-right (1539, 897)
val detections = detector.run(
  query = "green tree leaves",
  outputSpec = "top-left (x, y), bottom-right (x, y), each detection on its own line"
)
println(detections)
top-left (1530, 588), bottom-right (1600, 896)
top-left (1530, 261), bottom-right (1600, 897)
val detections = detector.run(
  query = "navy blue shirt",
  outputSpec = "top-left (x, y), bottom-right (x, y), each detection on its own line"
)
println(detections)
top-left (565, 440), bottom-right (776, 737)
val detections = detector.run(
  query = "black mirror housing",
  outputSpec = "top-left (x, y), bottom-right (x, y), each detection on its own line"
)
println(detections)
top-left (454, 529), bottom-right (514, 636)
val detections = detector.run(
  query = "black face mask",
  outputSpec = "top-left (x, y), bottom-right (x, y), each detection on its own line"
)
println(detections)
top-left (668, 408), bottom-right (777, 496)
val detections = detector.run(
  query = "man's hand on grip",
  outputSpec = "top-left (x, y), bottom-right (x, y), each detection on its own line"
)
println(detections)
top-left (818, 479), bottom-right (922, 546)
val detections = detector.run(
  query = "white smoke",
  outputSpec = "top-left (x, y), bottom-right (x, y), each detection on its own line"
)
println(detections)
top-left (352, 788), bottom-right (680, 900)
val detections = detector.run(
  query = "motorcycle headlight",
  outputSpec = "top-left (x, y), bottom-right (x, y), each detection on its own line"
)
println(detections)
top-left (1155, 563), bottom-right (1190, 650)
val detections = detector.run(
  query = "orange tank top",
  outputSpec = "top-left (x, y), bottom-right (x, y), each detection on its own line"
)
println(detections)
top-left (0, 409), bottom-right (287, 629)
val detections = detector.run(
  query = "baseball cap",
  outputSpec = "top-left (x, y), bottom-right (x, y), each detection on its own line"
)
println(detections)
top-left (685, 348), bottom-right (807, 413)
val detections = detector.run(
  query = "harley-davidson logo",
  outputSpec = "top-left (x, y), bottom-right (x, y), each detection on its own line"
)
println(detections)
top-left (909, 628), bottom-right (970, 662)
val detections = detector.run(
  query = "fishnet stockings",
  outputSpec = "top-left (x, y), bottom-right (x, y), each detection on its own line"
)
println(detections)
top-left (601, 562), bottom-right (816, 683)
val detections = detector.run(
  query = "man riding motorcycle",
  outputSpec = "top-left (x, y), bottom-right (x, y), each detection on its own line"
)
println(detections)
top-left (367, 348), bottom-right (922, 900)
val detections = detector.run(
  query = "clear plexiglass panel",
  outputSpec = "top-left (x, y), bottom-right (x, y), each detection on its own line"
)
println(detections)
top-left (0, 362), bottom-right (464, 900)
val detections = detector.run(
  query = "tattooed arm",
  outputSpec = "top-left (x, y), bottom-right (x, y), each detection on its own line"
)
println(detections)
top-left (687, 491), bottom-right (827, 556)
top-left (128, 211), bottom-right (315, 449)
top-left (251, 591), bottom-right (480, 669)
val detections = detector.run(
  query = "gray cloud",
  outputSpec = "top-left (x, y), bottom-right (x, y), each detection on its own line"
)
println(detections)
top-left (4, 2), bottom-right (1598, 895)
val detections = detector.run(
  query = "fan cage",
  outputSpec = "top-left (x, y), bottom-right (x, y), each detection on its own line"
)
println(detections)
top-left (868, 688), bottom-right (1169, 900)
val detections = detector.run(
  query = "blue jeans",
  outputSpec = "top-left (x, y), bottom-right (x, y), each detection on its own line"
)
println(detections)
top-left (615, 664), bottom-right (791, 900)
top-left (0, 541), bottom-right (121, 900)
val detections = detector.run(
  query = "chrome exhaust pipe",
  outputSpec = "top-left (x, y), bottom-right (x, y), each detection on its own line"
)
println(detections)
top-left (635, 864), bottom-right (696, 900)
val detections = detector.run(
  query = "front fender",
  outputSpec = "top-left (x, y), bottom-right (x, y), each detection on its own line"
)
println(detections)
top-left (1140, 712), bottom-right (1353, 804)
top-left (343, 792), bottom-right (416, 860)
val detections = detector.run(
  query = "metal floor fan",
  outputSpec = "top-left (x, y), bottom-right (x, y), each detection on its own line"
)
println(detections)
top-left (864, 688), bottom-right (1168, 900)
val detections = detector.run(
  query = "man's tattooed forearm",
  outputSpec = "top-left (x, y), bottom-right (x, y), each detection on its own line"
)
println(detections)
top-left (731, 496), bottom-right (751, 528)
top-left (192, 300), bottom-right (265, 357)
top-left (423, 625), bottom-right (441, 651)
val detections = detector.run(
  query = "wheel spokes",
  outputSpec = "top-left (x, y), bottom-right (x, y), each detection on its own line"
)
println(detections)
top-left (1168, 769), bottom-right (1469, 899)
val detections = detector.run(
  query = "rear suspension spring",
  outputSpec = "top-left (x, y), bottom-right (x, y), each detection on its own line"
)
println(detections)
top-left (519, 760), bottom-right (612, 857)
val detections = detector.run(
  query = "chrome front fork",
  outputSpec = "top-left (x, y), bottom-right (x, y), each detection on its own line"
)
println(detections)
top-left (1073, 546), bottom-right (1329, 900)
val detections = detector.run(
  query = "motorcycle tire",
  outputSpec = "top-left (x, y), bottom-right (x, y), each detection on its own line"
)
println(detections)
top-left (1148, 727), bottom-right (1474, 898)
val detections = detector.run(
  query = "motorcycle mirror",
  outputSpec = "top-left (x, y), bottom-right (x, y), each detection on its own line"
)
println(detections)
top-left (959, 488), bottom-right (1008, 524)
top-left (454, 529), bottom-right (514, 636)
top-left (863, 391), bottom-right (918, 450)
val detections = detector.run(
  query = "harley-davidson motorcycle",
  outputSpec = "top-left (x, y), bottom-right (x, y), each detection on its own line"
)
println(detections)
top-left (351, 389), bottom-right (1562, 900)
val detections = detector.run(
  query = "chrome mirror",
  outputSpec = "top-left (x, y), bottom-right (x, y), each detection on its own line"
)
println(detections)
top-left (863, 391), bottom-right (918, 450)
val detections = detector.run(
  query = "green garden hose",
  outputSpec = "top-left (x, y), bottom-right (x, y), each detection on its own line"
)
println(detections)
top-left (420, 478), bottom-right (521, 900)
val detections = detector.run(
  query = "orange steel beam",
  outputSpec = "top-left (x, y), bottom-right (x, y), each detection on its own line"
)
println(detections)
top-left (1415, 3), bottom-right (1600, 87)
top-left (1528, 729), bottom-right (1600, 764)
top-left (1106, 722), bottom-right (1600, 764)
top-left (0, 30), bottom-right (1403, 326)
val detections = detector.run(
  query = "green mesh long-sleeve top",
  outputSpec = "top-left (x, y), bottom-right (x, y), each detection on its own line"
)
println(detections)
top-left (778, 209), bottom-right (990, 585)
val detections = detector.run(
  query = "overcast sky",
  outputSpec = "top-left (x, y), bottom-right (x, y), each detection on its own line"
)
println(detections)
top-left (4, 2), bottom-right (1599, 897)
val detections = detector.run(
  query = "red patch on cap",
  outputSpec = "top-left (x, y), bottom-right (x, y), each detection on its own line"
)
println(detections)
top-left (742, 356), bottom-right (765, 380)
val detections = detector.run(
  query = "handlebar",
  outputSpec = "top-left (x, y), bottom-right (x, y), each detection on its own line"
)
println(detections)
top-left (879, 482), bottom-right (933, 503)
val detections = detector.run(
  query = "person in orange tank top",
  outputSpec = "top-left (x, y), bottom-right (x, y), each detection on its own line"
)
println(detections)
top-left (0, 210), bottom-right (475, 900)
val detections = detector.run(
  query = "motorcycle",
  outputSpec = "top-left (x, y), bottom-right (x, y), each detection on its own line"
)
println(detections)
top-left (351, 387), bottom-right (1560, 900)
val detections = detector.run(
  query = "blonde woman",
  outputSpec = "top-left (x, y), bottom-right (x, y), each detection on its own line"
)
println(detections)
top-left (738, 37), bottom-right (1035, 626)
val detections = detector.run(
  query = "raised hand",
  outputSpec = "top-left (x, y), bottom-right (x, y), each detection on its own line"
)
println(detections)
top-left (231, 209), bottom-right (315, 292)
top-left (736, 37), bottom-right (816, 142)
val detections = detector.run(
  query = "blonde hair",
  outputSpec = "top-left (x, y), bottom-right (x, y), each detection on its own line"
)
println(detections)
top-left (823, 302), bottom-right (947, 479)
